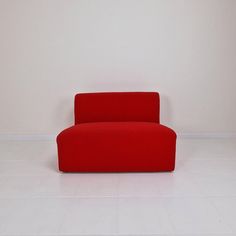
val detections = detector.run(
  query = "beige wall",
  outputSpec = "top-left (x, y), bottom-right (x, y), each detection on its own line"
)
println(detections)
top-left (0, 0), bottom-right (236, 135)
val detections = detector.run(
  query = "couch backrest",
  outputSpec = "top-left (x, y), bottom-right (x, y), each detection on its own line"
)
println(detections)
top-left (74, 92), bottom-right (159, 124)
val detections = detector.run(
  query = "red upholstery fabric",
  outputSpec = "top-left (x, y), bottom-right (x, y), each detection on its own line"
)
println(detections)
top-left (57, 92), bottom-right (176, 172)
top-left (75, 92), bottom-right (159, 124)
top-left (57, 122), bottom-right (176, 172)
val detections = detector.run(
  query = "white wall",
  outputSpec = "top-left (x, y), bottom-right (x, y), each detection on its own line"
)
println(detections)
top-left (0, 0), bottom-right (236, 135)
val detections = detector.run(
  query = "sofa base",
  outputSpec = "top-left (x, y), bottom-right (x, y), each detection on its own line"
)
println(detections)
top-left (57, 122), bottom-right (176, 173)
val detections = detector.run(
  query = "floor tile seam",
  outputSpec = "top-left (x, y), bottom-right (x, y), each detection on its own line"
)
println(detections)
top-left (2, 196), bottom-right (233, 200)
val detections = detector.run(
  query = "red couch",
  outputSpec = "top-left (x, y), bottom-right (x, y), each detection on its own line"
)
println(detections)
top-left (57, 92), bottom-right (176, 172)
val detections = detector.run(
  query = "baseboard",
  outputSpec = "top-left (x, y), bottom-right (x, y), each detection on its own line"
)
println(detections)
top-left (0, 134), bottom-right (56, 141)
top-left (0, 132), bottom-right (236, 141)
top-left (178, 132), bottom-right (236, 139)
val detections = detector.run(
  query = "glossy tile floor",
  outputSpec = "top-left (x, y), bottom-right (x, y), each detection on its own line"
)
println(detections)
top-left (0, 138), bottom-right (236, 236)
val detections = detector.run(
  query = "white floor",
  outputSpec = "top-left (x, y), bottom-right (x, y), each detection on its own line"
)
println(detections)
top-left (0, 138), bottom-right (236, 236)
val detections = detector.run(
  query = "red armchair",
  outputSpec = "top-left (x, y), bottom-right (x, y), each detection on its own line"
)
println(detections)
top-left (57, 92), bottom-right (176, 172)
